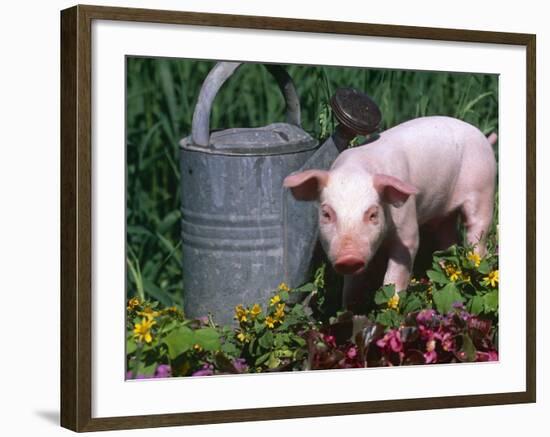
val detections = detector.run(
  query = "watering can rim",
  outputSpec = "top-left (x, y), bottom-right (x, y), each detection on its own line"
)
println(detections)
top-left (180, 123), bottom-right (319, 157)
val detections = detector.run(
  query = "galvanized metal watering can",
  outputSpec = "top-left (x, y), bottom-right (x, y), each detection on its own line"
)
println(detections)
top-left (180, 62), bottom-right (381, 324)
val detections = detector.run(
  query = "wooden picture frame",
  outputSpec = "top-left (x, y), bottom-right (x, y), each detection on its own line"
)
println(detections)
top-left (60, 4), bottom-right (536, 432)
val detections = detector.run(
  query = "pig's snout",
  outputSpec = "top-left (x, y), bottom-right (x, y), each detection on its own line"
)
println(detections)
top-left (334, 255), bottom-right (365, 275)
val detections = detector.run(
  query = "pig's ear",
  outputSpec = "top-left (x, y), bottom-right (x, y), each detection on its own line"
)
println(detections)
top-left (283, 169), bottom-right (329, 201)
top-left (373, 174), bottom-right (418, 207)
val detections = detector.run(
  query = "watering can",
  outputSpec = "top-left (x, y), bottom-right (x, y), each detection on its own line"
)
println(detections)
top-left (179, 62), bottom-right (381, 324)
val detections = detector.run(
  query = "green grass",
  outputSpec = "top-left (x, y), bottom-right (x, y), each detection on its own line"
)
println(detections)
top-left (126, 57), bottom-right (499, 306)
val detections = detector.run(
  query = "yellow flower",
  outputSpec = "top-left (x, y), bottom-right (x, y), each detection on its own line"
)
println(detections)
top-left (133, 317), bottom-right (155, 343)
top-left (467, 251), bottom-right (482, 267)
top-left (161, 306), bottom-right (180, 316)
top-left (250, 304), bottom-right (262, 319)
top-left (265, 316), bottom-right (277, 329)
top-left (484, 270), bottom-right (499, 288)
top-left (236, 332), bottom-right (249, 343)
top-left (444, 264), bottom-right (461, 282)
top-left (277, 282), bottom-right (290, 292)
top-left (127, 297), bottom-right (140, 311)
top-left (450, 271), bottom-right (461, 282)
top-left (462, 273), bottom-right (471, 283)
top-left (269, 295), bottom-right (281, 306)
top-left (274, 303), bottom-right (286, 319)
top-left (234, 304), bottom-right (249, 323)
top-left (387, 293), bottom-right (400, 310)
top-left (137, 307), bottom-right (160, 320)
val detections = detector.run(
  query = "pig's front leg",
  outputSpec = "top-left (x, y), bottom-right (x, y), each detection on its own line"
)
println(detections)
top-left (342, 271), bottom-right (370, 311)
top-left (383, 217), bottom-right (420, 292)
top-left (342, 248), bottom-right (388, 312)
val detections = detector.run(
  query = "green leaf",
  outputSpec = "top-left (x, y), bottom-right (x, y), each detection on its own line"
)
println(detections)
top-left (433, 245), bottom-right (459, 260)
top-left (459, 91), bottom-right (494, 118)
top-left (275, 348), bottom-right (293, 359)
top-left (159, 319), bottom-right (178, 335)
top-left (140, 362), bottom-right (157, 376)
top-left (459, 334), bottom-right (477, 362)
top-left (477, 260), bottom-right (491, 275)
top-left (255, 351), bottom-right (271, 366)
top-left (220, 341), bottom-right (239, 357)
top-left (247, 337), bottom-right (257, 355)
top-left (401, 294), bottom-right (423, 314)
top-left (291, 334), bottom-right (306, 347)
top-left (313, 263), bottom-right (326, 289)
top-left (126, 337), bottom-right (137, 355)
top-left (427, 269), bottom-right (449, 285)
top-left (433, 282), bottom-right (465, 314)
top-left (157, 210), bottom-right (181, 234)
top-left (375, 309), bottom-right (402, 329)
top-left (258, 330), bottom-right (274, 349)
top-left (194, 327), bottom-right (221, 352)
top-left (483, 290), bottom-right (499, 313)
top-left (267, 353), bottom-right (281, 369)
top-left (467, 295), bottom-right (484, 315)
top-left (295, 283), bottom-right (316, 292)
top-left (142, 278), bottom-right (172, 307)
top-left (162, 326), bottom-right (194, 359)
top-left (273, 333), bottom-right (289, 348)
top-left (374, 284), bottom-right (396, 305)
top-left (127, 225), bottom-right (154, 238)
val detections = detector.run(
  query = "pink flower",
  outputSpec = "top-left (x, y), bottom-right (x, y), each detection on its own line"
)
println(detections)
top-left (418, 325), bottom-right (435, 342)
top-left (417, 309), bottom-right (436, 325)
top-left (346, 346), bottom-right (358, 359)
top-left (192, 364), bottom-right (214, 376)
top-left (232, 358), bottom-right (249, 373)
top-left (154, 364), bottom-right (171, 378)
top-left (323, 334), bottom-right (337, 348)
top-left (476, 351), bottom-right (499, 362)
top-left (376, 330), bottom-right (403, 353)
top-left (424, 350), bottom-right (438, 364)
top-left (435, 331), bottom-right (454, 352)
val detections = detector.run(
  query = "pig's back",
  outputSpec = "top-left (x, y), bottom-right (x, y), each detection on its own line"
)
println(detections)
top-left (336, 116), bottom-right (495, 222)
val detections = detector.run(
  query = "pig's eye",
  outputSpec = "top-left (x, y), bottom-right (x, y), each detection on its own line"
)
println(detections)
top-left (320, 205), bottom-right (335, 224)
top-left (364, 206), bottom-right (379, 224)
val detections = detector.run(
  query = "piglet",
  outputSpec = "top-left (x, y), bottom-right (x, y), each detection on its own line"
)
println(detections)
top-left (284, 116), bottom-right (497, 309)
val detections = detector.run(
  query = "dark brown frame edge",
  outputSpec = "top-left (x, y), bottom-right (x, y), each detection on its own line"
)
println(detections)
top-left (60, 4), bottom-right (536, 432)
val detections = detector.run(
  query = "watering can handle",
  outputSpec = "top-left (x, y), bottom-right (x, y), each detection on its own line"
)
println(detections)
top-left (192, 62), bottom-right (301, 147)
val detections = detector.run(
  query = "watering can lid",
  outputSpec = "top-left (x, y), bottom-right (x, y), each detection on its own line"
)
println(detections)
top-left (180, 122), bottom-right (318, 156)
